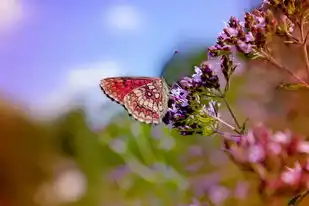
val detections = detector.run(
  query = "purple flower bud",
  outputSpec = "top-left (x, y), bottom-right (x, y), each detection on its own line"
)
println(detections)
top-left (254, 16), bottom-right (266, 29)
top-left (208, 45), bottom-right (232, 57)
top-left (218, 31), bottom-right (230, 41)
top-left (245, 32), bottom-right (255, 42)
top-left (192, 66), bottom-right (203, 83)
top-left (171, 87), bottom-right (188, 99)
top-left (237, 40), bottom-right (253, 54)
top-left (180, 77), bottom-right (193, 88)
top-left (224, 27), bottom-right (239, 37)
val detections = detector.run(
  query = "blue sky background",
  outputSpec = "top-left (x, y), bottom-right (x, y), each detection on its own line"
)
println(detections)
top-left (0, 0), bottom-right (255, 118)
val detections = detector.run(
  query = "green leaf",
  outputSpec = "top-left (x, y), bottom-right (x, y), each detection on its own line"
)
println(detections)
top-left (250, 52), bottom-right (264, 60)
top-left (203, 126), bottom-right (215, 136)
top-left (198, 116), bottom-right (217, 136)
top-left (277, 82), bottom-right (308, 91)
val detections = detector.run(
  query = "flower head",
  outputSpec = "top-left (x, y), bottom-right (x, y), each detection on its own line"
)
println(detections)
top-left (163, 62), bottom-right (220, 136)
top-left (222, 125), bottom-right (309, 196)
top-left (208, 8), bottom-right (284, 59)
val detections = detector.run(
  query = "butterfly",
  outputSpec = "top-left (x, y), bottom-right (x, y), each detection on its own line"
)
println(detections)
top-left (99, 77), bottom-right (170, 124)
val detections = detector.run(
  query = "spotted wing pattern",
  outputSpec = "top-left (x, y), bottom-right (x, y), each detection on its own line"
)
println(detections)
top-left (100, 77), bottom-right (169, 124)
top-left (100, 77), bottom-right (155, 104)
top-left (123, 79), bottom-right (169, 124)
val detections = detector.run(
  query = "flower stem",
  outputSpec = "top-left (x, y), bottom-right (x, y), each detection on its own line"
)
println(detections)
top-left (299, 17), bottom-right (309, 81)
top-left (222, 97), bottom-right (241, 130)
top-left (211, 115), bottom-right (240, 134)
top-left (260, 50), bottom-right (309, 88)
top-left (288, 189), bottom-right (309, 206)
top-left (218, 91), bottom-right (242, 131)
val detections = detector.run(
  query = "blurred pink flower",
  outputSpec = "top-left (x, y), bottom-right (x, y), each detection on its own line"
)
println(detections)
top-left (234, 181), bottom-right (250, 200)
top-left (208, 185), bottom-right (230, 205)
top-left (281, 162), bottom-right (302, 185)
top-left (222, 125), bottom-right (309, 196)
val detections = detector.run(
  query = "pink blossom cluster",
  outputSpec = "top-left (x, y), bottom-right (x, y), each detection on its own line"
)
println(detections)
top-left (223, 125), bottom-right (309, 196)
top-left (208, 1), bottom-right (298, 58)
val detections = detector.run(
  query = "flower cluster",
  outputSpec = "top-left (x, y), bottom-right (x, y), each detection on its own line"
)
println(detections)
top-left (223, 124), bottom-right (309, 197)
top-left (209, 12), bottom-right (275, 58)
top-left (208, 4), bottom-right (296, 59)
top-left (263, 0), bottom-right (309, 20)
top-left (163, 63), bottom-right (220, 136)
top-left (163, 0), bottom-right (309, 203)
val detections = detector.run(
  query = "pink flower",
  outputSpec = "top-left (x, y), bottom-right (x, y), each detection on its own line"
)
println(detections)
top-left (208, 185), bottom-right (230, 205)
top-left (254, 16), bottom-right (266, 28)
top-left (237, 40), bottom-right (253, 54)
top-left (247, 144), bottom-right (265, 163)
top-left (245, 129), bottom-right (256, 145)
top-left (245, 32), bottom-right (255, 42)
top-left (305, 159), bottom-right (309, 172)
top-left (225, 27), bottom-right (239, 37)
top-left (234, 181), bottom-right (249, 200)
top-left (267, 142), bottom-right (282, 154)
top-left (297, 141), bottom-right (309, 154)
top-left (272, 131), bottom-right (291, 144)
top-left (281, 162), bottom-right (302, 185)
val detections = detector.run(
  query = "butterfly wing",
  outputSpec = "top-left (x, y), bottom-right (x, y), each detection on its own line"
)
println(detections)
top-left (100, 77), bottom-right (159, 104)
top-left (123, 78), bottom-right (169, 124)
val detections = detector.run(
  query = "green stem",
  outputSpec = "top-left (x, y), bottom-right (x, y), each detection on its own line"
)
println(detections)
top-left (288, 189), bottom-right (309, 206)
top-left (299, 17), bottom-right (309, 81)
top-left (211, 115), bottom-right (241, 134)
top-left (260, 50), bottom-right (309, 88)
top-left (218, 90), bottom-right (242, 131)
top-left (222, 96), bottom-right (241, 130)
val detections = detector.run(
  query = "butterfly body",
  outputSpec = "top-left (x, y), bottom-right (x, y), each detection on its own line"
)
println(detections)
top-left (100, 77), bottom-right (169, 124)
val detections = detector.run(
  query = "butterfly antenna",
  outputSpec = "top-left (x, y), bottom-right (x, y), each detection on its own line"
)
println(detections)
top-left (160, 50), bottom-right (180, 77)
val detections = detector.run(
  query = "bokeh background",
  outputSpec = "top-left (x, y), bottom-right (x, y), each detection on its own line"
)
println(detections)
top-left (5, 0), bottom-right (309, 206)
